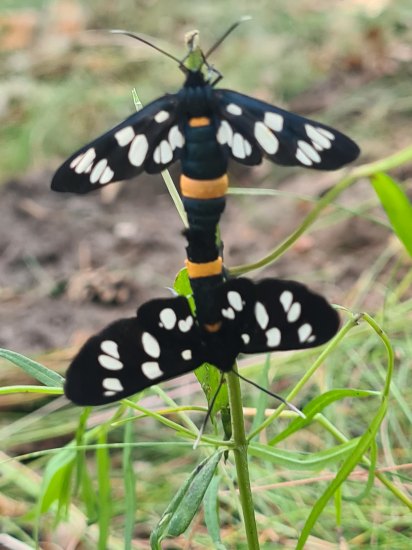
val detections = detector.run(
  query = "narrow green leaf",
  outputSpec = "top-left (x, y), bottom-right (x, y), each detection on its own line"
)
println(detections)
top-left (195, 363), bottom-right (229, 422)
top-left (174, 268), bottom-right (195, 313)
top-left (0, 348), bottom-right (64, 387)
top-left (270, 388), bottom-right (379, 445)
top-left (123, 414), bottom-right (137, 550)
top-left (296, 396), bottom-right (388, 549)
top-left (249, 439), bottom-right (360, 471)
top-left (97, 430), bottom-right (111, 550)
top-left (204, 475), bottom-right (226, 550)
top-left (167, 451), bottom-right (222, 537)
top-left (370, 172), bottom-right (412, 256)
top-left (38, 447), bottom-right (76, 513)
top-left (151, 452), bottom-right (222, 547)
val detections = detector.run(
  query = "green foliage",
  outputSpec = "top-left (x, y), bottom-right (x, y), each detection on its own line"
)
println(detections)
top-left (371, 172), bottom-right (412, 256)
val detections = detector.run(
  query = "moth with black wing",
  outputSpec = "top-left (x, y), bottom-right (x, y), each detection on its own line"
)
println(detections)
top-left (52, 22), bottom-right (352, 407)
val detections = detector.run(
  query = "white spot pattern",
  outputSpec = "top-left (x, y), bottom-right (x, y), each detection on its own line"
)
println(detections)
top-left (159, 308), bottom-right (177, 330)
top-left (154, 110), bottom-right (170, 123)
top-left (241, 333), bottom-right (250, 345)
top-left (255, 302), bottom-right (269, 329)
top-left (217, 120), bottom-right (233, 146)
top-left (101, 340), bottom-right (119, 358)
top-left (226, 103), bottom-right (242, 115)
top-left (142, 332), bottom-right (161, 358)
top-left (298, 323), bottom-right (315, 343)
top-left (103, 377), bottom-right (124, 392)
top-left (100, 166), bottom-right (114, 184)
top-left (232, 133), bottom-right (247, 159)
top-left (266, 327), bottom-right (281, 347)
top-left (264, 112), bottom-right (284, 132)
top-left (90, 159), bottom-right (108, 184)
top-left (115, 126), bottom-right (135, 146)
top-left (280, 290), bottom-right (301, 323)
top-left (178, 316), bottom-right (193, 333)
top-left (305, 124), bottom-right (333, 150)
top-left (98, 354), bottom-right (123, 370)
top-left (168, 125), bottom-right (184, 150)
top-left (129, 134), bottom-right (149, 167)
top-left (222, 307), bottom-right (235, 320)
top-left (227, 291), bottom-right (243, 312)
top-left (297, 140), bottom-right (321, 164)
top-left (254, 122), bottom-right (279, 154)
top-left (98, 340), bottom-right (123, 371)
top-left (142, 361), bottom-right (164, 380)
top-left (181, 349), bottom-right (192, 360)
top-left (74, 148), bottom-right (96, 174)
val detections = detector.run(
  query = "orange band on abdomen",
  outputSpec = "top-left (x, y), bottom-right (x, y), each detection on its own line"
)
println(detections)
top-left (185, 257), bottom-right (223, 278)
top-left (180, 174), bottom-right (228, 199)
top-left (188, 116), bottom-right (211, 127)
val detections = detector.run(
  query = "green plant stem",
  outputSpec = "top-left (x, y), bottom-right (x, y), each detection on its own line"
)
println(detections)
top-left (227, 365), bottom-right (260, 550)
top-left (230, 145), bottom-right (412, 275)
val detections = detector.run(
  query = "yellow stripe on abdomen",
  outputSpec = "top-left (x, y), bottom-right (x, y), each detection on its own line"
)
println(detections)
top-left (185, 257), bottom-right (223, 278)
top-left (180, 174), bottom-right (228, 199)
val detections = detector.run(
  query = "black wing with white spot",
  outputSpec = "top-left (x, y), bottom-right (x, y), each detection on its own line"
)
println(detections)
top-left (51, 95), bottom-right (184, 194)
top-left (213, 89), bottom-right (360, 170)
top-left (236, 278), bottom-right (340, 353)
top-left (64, 296), bottom-right (202, 405)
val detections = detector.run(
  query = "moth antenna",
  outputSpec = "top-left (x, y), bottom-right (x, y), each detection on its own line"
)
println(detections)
top-left (193, 373), bottom-right (225, 450)
top-left (110, 29), bottom-right (186, 69)
top-left (234, 370), bottom-right (306, 419)
top-left (204, 16), bottom-right (252, 59)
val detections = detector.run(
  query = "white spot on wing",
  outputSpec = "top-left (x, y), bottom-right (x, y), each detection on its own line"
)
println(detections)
top-left (217, 120), bottom-right (233, 146)
top-left (160, 140), bottom-right (173, 163)
top-left (75, 148), bottom-right (96, 174)
top-left (255, 302), bottom-right (269, 329)
top-left (70, 153), bottom-right (84, 169)
top-left (169, 125), bottom-right (184, 150)
top-left (222, 307), bottom-right (235, 320)
top-left (280, 291), bottom-right (293, 312)
top-left (159, 308), bottom-right (177, 330)
top-left (99, 166), bottom-right (114, 184)
top-left (90, 159), bottom-right (108, 184)
top-left (244, 139), bottom-right (252, 156)
top-left (254, 122), bottom-right (279, 154)
top-left (101, 340), bottom-right (119, 358)
top-left (295, 148), bottom-right (313, 166)
top-left (232, 133), bottom-right (246, 159)
top-left (154, 110), bottom-right (170, 123)
top-left (102, 377), bottom-right (124, 392)
top-left (142, 361), bottom-right (164, 380)
top-left (227, 291), bottom-right (243, 312)
top-left (316, 127), bottom-right (335, 141)
top-left (305, 124), bottom-right (332, 150)
top-left (178, 316), bottom-right (193, 333)
top-left (287, 302), bottom-right (301, 323)
top-left (241, 333), bottom-right (250, 345)
top-left (226, 103), bottom-right (242, 115)
top-left (129, 134), bottom-right (148, 167)
top-left (115, 126), bottom-right (135, 146)
top-left (98, 354), bottom-right (123, 371)
top-left (266, 327), bottom-right (281, 347)
top-left (181, 349), bottom-right (192, 360)
top-left (297, 140), bottom-right (321, 163)
top-left (264, 112), bottom-right (283, 132)
top-left (298, 323), bottom-right (313, 343)
top-left (142, 332), bottom-right (160, 358)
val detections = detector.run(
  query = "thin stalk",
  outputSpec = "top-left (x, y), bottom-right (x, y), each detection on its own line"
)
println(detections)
top-left (227, 365), bottom-right (260, 550)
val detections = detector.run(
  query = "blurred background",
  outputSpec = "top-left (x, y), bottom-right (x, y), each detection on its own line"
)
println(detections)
top-left (1, 1), bottom-right (412, 547)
